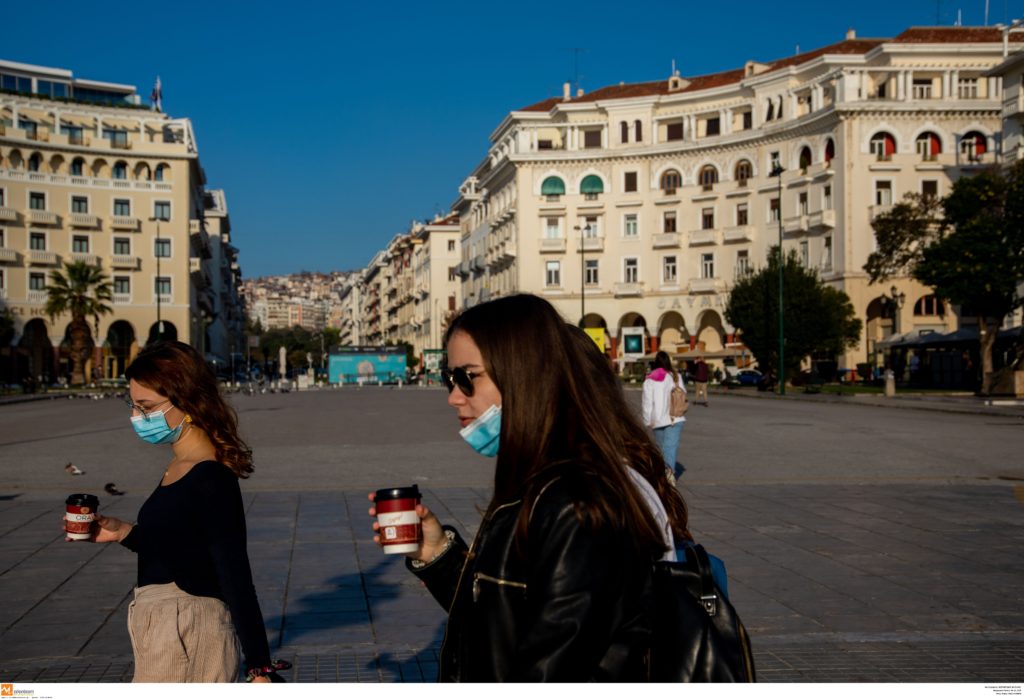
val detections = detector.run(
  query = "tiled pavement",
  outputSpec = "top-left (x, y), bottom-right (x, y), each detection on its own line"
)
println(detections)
top-left (1, 483), bottom-right (1023, 682)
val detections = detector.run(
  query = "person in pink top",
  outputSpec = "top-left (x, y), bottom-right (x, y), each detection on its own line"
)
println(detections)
top-left (641, 351), bottom-right (687, 479)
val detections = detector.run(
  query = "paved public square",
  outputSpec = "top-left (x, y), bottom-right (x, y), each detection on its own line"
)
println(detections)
top-left (0, 386), bottom-right (1022, 682)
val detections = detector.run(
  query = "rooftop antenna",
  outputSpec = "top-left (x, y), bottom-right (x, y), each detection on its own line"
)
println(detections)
top-left (795, 44), bottom-right (801, 54)
top-left (569, 47), bottom-right (588, 94)
top-left (985, 0), bottom-right (990, 24)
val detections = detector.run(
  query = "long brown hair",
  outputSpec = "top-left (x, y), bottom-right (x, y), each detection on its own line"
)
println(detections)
top-left (125, 341), bottom-right (253, 478)
top-left (653, 350), bottom-right (679, 385)
top-left (446, 294), bottom-right (687, 559)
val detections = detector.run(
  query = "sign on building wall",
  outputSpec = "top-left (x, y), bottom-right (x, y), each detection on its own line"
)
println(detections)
top-left (621, 327), bottom-right (645, 359)
top-left (583, 327), bottom-right (605, 352)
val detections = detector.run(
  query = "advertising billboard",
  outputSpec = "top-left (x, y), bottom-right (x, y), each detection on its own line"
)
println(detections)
top-left (621, 327), bottom-right (646, 359)
top-left (328, 347), bottom-right (407, 385)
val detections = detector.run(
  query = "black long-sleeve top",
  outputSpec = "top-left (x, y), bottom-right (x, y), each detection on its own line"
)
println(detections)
top-left (120, 460), bottom-right (271, 670)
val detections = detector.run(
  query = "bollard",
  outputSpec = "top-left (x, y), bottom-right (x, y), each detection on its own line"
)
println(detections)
top-left (884, 370), bottom-right (895, 397)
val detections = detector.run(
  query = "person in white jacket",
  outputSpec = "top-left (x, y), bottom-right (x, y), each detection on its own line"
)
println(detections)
top-left (642, 351), bottom-right (686, 478)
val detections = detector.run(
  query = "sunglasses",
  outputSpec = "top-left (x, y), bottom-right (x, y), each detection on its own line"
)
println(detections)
top-left (441, 366), bottom-right (486, 396)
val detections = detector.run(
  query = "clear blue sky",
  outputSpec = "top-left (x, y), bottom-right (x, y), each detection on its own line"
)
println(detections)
top-left (5, 0), bottom-right (1019, 277)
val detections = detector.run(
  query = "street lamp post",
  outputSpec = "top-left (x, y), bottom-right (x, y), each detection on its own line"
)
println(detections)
top-left (770, 164), bottom-right (786, 395)
top-left (573, 224), bottom-right (591, 326)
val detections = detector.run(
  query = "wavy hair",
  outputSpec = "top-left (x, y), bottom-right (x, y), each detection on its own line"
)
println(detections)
top-left (125, 341), bottom-right (253, 478)
top-left (446, 294), bottom-right (688, 559)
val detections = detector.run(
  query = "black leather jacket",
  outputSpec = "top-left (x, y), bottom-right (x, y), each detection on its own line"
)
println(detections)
top-left (408, 477), bottom-right (653, 682)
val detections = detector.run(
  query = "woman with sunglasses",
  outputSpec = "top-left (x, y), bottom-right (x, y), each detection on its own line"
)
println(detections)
top-left (369, 294), bottom-right (689, 681)
top-left (80, 341), bottom-right (285, 683)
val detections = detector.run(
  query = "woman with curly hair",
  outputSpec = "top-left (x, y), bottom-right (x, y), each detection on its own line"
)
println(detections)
top-left (84, 341), bottom-right (284, 683)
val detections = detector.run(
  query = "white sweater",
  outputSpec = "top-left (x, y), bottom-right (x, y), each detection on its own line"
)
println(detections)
top-left (642, 370), bottom-right (686, 429)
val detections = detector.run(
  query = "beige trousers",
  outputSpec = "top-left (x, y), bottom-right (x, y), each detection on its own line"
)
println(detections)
top-left (127, 582), bottom-right (241, 682)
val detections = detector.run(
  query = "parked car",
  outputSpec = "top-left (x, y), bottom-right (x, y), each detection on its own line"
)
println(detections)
top-left (723, 368), bottom-right (763, 387)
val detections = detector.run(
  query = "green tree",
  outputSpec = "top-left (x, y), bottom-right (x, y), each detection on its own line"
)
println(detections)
top-left (726, 247), bottom-right (862, 383)
top-left (45, 261), bottom-right (112, 385)
top-left (865, 162), bottom-right (1024, 395)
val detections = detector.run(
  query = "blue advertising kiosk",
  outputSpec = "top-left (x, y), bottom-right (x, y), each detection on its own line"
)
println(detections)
top-left (328, 346), bottom-right (407, 385)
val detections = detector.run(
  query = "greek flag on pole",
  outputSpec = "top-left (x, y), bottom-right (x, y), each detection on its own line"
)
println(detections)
top-left (150, 76), bottom-right (162, 112)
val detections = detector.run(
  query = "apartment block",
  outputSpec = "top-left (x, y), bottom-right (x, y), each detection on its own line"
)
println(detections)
top-left (0, 59), bottom-right (236, 382)
top-left (451, 26), bottom-right (1021, 370)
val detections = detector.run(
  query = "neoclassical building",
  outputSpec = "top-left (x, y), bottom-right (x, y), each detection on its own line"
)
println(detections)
top-left (452, 26), bottom-right (1021, 370)
top-left (0, 59), bottom-right (237, 383)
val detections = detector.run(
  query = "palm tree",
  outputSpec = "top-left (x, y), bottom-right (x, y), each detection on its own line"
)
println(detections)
top-left (45, 261), bottom-right (113, 386)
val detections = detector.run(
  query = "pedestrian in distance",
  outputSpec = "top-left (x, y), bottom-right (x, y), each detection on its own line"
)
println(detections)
top-left (368, 294), bottom-right (690, 682)
top-left (642, 350), bottom-right (687, 479)
top-left (694, 356), bottom-right (711, 406)
top-left (72, 341), bottom-right (286, 683)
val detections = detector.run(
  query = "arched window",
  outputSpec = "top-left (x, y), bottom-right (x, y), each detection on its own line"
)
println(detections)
top-left (154, 164), bottom-right (166, 181)
top-left (824, 138), bottom-right (836, 164)
top-left (541, 176), bottom-right (566, 200)
top-left (960, 131), bottom-right (987, 162)
top-left (661, 169), bottom-right (682, 195)
top-left (914, 294), bottom-right (945, 317)
top-left (581, 174), bottom-right (604, 200)
top-left (28, 153), bottom-right (41, 172)
top-left (70, 158), bottom-right (85, 176)
top-left (734, 160), bottom-right (753, 184)
top-left (698, 165), bottom-right (718, 190)
top-left (870, 132), bottom-right (897, 161)
top-left (112, 161), bottom-right (128, 180)
top-left (798, 146), bottom-right (812, 172)
top-left (915, 132), bottom-right (942, 160)
top-left (620, 121), bottom-right (629, 144)
top-left (634, 119), bottom-right (642, 142)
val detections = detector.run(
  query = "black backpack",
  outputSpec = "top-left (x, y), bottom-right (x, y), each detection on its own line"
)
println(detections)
top-left (647, 543), bottom-right (756, 682)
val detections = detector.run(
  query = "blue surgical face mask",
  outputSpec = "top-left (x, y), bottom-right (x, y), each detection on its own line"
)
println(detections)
top-left (459, 404), bottom-right (501, 457)
top-left (130, 404), bottom-right (186, 445)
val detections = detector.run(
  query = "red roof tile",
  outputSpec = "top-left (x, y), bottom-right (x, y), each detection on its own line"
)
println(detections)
top-left (893, 26), bottom-right (1023, 43)
top-left (514, 28), bottom-right (1019, 113)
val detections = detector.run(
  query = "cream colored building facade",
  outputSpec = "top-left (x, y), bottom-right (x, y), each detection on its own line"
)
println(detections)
top-left (0, 59), bottom-right (231, 382)
top-left (344, 215), bottom-right (462, 365)
top-left (452, 27), bottom-right (1021, 370)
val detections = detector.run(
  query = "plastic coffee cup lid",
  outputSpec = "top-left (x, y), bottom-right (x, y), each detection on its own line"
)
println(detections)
top-left (66, 493), bottom-right (99, 508)
top-left (375, 485), bottom-right (420, 502)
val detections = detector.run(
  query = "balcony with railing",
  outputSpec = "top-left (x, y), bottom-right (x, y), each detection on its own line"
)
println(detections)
top-left (577, 236), bottom-right (605, 252)
top-left (653, 232), bottom-right (681, 248)
top-left (28, 250), bottom-right (59, 266)
top-left (869, 204), bottom-right (894, 220)
top-left (0, 207), bottom-right (17, 222)
top-left (539, 238), bottom-right (566, 253)
top-left (0, 247), bottom-right (19, 263)
top-left (723, 225), bottom-right (754, 243)
top-left (28, 210), bottom-right (59, 226)
top-left (111, 216), bottom-right (140, 231)
top-left (688, 229), bottom-right (718, 246)
top-left (113, 293), bottom-right (132, 305)
top-left (70, 253), bottom-right (99, 266)
top-left (612, 282), bottom-right (643, 297)
top-left (808, 210), bottom-right (836, 229)
top-left (110, 255), bottom-right (140, 269)
top-left (689, 277), bottom-right (721, 293)
top-left (28, 290), bottom-right (49, 304)
top-left (69, 213), bottom-right (101, 228)
top-left (783, 214), bottom-right (809, 234)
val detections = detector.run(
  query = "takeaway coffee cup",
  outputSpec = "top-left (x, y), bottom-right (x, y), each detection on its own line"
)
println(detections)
top-left (374, 485), bottom-right (421, 554)
top-left (65, 493), bottom-right (99, 541)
